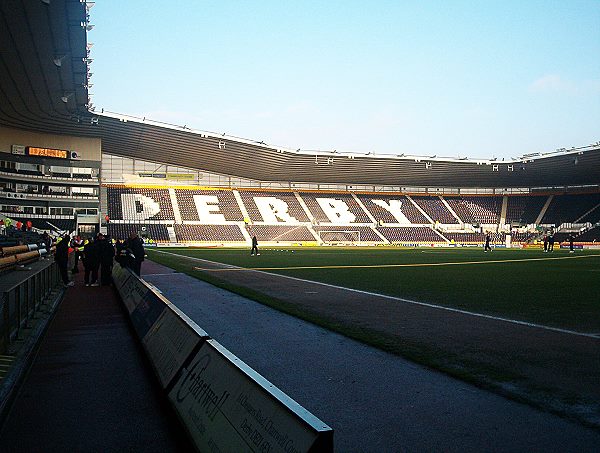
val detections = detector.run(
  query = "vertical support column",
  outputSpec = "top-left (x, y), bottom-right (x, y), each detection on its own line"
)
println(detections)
top-left (1, 294), bottom-right (9, 354)
top-left (51, 263), bottom-right (56, 288)
top-left (55, 262), bottom-right (60, 287)
top-left (24, 279), bottom-right (31, 327)
top-left (15, 285), bottom-right (22, 339)
top-left (42, 266), bottom-right (49, 299)
top-left (34, 273), bottom-right (41, 313)
top-left (499, 195), bottom-right (508, 228)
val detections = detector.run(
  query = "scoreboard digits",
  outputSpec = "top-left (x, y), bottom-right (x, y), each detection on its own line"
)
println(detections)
top-left (27, 147), bottom-right (69, 158)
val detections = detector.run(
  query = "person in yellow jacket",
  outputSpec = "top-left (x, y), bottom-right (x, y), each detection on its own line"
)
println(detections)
top-left (71, 235), bottom-right (84, 273)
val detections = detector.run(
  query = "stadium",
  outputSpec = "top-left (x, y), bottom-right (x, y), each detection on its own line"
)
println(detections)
top-left (0, 1), bottom-right (599, 452)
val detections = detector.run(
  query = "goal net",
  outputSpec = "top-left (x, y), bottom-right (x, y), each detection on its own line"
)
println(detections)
top-left (318, 230), bottom-right (361, 244)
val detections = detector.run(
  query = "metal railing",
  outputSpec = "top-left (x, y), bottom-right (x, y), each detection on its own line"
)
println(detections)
top-left (0, 261), bottom-right (61, 354)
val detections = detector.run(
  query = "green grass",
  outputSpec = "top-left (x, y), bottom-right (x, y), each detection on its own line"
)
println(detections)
top-left (146, 245), bottom-right (600, 428)
top-left (147, 246), bottom-right (600, 332)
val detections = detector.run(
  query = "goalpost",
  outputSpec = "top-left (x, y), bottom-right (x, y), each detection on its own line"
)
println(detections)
top-left (318, 230), bottom-right (361, 244)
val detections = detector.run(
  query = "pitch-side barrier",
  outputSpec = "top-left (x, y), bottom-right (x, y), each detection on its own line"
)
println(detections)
top-left (112, 265), bottom-right (333, 452)
top-left (0, 259), bottom-right (60, 354)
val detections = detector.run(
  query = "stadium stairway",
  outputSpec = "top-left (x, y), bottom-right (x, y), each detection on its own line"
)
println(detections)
top-left (0, 270), bottom-right (192, 452)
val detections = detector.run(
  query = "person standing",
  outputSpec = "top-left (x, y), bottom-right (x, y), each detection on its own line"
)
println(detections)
top-left (127, 232), bottom-right (145, 276)
top-left (569, 234), bottom-right (575, 253)
top-left (98, 233), bottom-right (115, 285)
top-left (82, 237), bottom-right (100, 286)
top-left (548, 233), bottom-right (555, 252)
top-left (115, 239), bottom-right (126, 267)
top-left (71, 235), bottom-right (83, 273)
top-left (250, 235), bottom-right (259, 256)
top-left (484, 233), bottom-right (492, 252)
top-left (41, 231), bottom-right (52, 251)
top-left (55, 235), bottom-right (74, 287)
top-left (543, 234), bottom-right (548, 252)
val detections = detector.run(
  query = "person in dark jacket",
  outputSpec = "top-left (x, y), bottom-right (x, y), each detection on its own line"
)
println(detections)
top-left (55, 234), bottom-right (73, 287)
top-left (82, 237), bottom-right (100, 286)
top-left (484, 233), bottom-right (492, 252)
top-left (569, 234), bottom-right (575, 253)
top-left (250, 235), bottom-right (259, 256)
top-left (115, 239), bottom-right (126, 267)
top-left (41, 232), bottom-right (52, 251)
top-left (97, 233), bottom-right (115, 285)
top-left (71, 235), bottom-right (84, 273)
top-left (126, 232), bottom-right (145, 276)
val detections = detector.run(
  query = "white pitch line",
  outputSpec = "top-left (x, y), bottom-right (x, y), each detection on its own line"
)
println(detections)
top-left (142, 272), bottom-right (180, 277)
top-left (152, 250), bottom-right (599, 339)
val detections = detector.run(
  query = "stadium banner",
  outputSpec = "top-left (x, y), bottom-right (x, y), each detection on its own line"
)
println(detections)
top-left (113, 265), bottom-right (207, 389)
top-left (112, 263), bottom-right (124, 283)
top-left (141, 298), bottom-right (209, 389)
top-left (166, 173), bottom-right (195, 180)
top-left (129, 289), bottom-right (167, 339)
top-left (117, 270), bottom-right (151, 314)
top-left (112, 264), bottom-right (132, 292)
top-left (169, 339), bottom-right (333, 453)
top-left (112, 266), bottom-right (165, 338)
top-left (138, 172), bottom-right (167, 178)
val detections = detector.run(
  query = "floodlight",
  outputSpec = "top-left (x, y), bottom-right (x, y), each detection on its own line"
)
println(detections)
top-left (53, 55), bottom-right (67, 67)
top-left (61, 92), bottom-right (74, 103)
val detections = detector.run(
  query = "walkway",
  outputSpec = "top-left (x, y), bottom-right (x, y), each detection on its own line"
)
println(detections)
top-left (0, 269), bottom-right (192, 452)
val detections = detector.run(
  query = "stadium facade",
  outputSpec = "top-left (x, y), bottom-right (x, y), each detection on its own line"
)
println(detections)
top-left (1, 1), bottom-right (599, 246)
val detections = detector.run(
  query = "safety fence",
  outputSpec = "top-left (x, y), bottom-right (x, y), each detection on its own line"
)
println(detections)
top-left (0, 261), bottom-right (61, 354)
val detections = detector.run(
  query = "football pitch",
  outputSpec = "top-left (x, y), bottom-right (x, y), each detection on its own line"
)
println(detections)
top-left (147, 246), bottom-right (600, 333)
top-left (146, 245), bottom-right (600, 426)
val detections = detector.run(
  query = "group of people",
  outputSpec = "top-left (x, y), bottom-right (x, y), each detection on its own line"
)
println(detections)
top-left (543, 233), bottom-right (556, 252)
top-left (115, 232), bottom-right (146, 276)
top-left (0, 218), bottom-right (33, 233)
top-left (543, 232), bottom-right (576, 253)
top-left (55, 231), bottom-right (145, 288)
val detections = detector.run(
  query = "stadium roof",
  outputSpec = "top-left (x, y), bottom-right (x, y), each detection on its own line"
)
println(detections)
top-left (1, 1), bottom-right (599, 189)
top-left (0, 0), bottom-right (93, 135)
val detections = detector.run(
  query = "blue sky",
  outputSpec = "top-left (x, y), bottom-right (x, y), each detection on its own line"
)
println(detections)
top-left (89, 1), bottom-right (600, 159)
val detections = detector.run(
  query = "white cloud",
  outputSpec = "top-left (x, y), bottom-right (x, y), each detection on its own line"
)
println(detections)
top-left (529, 74), bottom-right (600, 95)
top-left (530, 74), bottom-right (568, 92)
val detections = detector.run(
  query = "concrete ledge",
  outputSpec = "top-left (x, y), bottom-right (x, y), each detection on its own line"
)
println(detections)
top-left (112, 264), bottom-right (334, 452)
